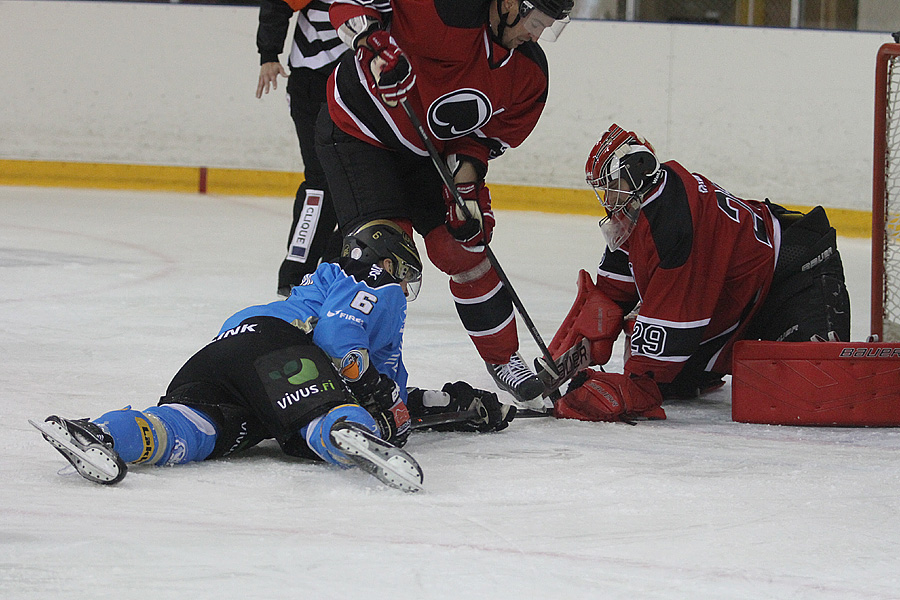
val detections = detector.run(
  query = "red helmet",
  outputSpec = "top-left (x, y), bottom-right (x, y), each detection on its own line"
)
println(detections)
top-left (585, 124), bottom-right (660, 198)
top-left (585, 124), bottom-right (662, 250)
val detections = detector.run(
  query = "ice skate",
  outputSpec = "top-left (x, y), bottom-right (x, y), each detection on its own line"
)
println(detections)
top-left (329, 421), bottom-right (424, 493)
top-left (30, 416), bottom-right (126, 485)
top-left (486, 352), bottom-right (546, 409)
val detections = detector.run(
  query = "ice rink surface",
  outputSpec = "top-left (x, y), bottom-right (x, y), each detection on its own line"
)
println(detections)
top-left (1, 186), bottom-right (898, 599)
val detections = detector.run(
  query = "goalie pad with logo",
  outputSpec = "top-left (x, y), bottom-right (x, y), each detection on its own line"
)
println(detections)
top-left (732, 340), bottom-right (900, 426)
top-left (548, 269), bottom-right (626, 367)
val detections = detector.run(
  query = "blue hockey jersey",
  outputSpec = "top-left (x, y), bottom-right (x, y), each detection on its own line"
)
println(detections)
top-left (218, 259), bottom-right (409, 399)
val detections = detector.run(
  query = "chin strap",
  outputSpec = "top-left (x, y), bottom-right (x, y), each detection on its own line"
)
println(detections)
top-left (492, 0), bottom-right (521, 44)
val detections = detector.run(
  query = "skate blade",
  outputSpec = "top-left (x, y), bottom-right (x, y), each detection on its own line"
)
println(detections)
top-left (331, 428), bottom-right (424, 493)
top-left (29, 419), bottom-right (123, 483)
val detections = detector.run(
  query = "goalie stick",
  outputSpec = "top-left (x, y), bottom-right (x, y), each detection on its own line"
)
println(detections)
top-left (399, 98), bottom-right (562, 403)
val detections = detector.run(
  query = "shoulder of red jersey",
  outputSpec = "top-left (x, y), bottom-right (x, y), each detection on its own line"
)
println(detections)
top-left (639, 165), bottom-right (694, 269)
top-left (434, 0), bottom-right (491, 28)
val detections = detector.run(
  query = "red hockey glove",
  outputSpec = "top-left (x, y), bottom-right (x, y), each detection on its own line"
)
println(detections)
top-left (367, 30), bottom-right (415, 107)
top-left (444, 181), bottom-right (495, 247)
top-left (548, 269), bottom-right (626, 367)
top-left (553, 370), bottom-right (665, 423)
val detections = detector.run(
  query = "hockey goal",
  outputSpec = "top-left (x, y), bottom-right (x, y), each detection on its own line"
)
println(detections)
top-left (872, 42), bottom-right (900, 341)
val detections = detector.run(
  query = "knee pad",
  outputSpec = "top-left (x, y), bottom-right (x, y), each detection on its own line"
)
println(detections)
top-left (94, 404), bottom-right (217, 465)
top-left (300, 404), bottom-right (378, 467)
top-left (144, 404), bottom-right (218, 465)
top-left (424, 226), bottom-right (487, 280)
top-left (94, 406), bottom-right (169, 464)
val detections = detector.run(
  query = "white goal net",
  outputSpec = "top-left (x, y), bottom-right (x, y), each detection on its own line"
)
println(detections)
top-left (873, 42), bottom-right (900, 341)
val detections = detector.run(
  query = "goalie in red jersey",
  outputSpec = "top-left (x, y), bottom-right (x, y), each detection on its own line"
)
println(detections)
top-left (548, 124), bottom-right (851, 423)
top-left (315, 0), bottom-right (572, 408)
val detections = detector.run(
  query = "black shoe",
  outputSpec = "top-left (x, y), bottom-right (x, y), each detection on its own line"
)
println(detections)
top-left (329, 421), bottom-right (423, 492)
top-left (486, 352), bottom-right (545, 407)
top-left (30, 416), bottom-right (126, 485)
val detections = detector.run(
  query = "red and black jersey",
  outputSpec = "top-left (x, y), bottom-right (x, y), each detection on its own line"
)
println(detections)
top-left (596, 161), bottom-right (781, 383)
top-left (327, 0), bottom-right (548, 169)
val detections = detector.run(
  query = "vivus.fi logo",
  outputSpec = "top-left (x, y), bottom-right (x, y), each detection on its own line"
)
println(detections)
top-left (268, 358), bottom-right (319, 386)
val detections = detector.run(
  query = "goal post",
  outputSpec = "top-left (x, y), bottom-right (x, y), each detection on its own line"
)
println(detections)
top-left (872, 42), bottom-right (900, 341)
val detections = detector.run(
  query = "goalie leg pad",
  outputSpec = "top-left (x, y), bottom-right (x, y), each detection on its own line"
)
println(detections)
top-left (549, 269), bottom-right (626, 367)
top-left (752, 206), bottom-right (851, 342)
top-left (732, 340), bottom-right (900, 426)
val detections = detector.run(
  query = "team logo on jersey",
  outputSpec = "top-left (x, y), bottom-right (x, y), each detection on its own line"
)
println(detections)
top-left (427, 89), bottom-right (493, 140)
top-left (339, 349), bottom-right (369, 382)
top-left (268, 358), bottom-right (320, 386)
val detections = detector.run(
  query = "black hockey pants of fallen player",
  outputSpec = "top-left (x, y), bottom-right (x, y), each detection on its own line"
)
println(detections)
top-left (158, 316), bottom-right (350, 461)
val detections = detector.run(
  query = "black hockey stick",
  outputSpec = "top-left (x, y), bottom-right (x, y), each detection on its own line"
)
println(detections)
top-left (399, 98), bottom-right (561, 401)
top-left (410, 408), bottom-right (480, 430)
top-left (410, 405), bottom-right (552, 430)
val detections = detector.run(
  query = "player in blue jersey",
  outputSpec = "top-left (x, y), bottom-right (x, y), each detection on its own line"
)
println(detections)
top-left (30, 221), bottom-right (515, 492)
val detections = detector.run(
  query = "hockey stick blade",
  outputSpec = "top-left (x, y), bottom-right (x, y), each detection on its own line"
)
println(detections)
top-left (535, 338), bottom-right (592, 399)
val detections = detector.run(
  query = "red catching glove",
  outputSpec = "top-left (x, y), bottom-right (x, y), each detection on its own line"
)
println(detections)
top-left (553, 370), bottom-right (665, 423)
top-left (366, 30), bottom-right (415, 107)
top-left (444, 181), bottom-right (495, 247)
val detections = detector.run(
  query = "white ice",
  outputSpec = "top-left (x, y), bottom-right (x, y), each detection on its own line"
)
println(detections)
top-left (1, 186), bottom-right (898, 600)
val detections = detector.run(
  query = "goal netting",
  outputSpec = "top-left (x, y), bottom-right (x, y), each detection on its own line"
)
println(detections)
top-left (872, 43), bottom-right (900, 341)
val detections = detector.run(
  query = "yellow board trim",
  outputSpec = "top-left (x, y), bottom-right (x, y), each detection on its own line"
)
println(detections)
top-left (0, 159), bottom-right (872, 237)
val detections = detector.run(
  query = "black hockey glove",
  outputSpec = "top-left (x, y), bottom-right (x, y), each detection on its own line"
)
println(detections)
top-left (408, 382), bottom-right (516, 433)
top-left (348, 369), bottom-right (411, 447)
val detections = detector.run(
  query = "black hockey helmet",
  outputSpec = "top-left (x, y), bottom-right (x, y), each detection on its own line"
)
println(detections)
top-left (520, 0), bottom-right (574, 21)
top-left (342, 220), bottom-right (423, 300)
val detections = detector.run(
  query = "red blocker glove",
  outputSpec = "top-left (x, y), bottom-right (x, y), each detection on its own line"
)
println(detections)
top-left (548, 269), bottom-right (626, 366)
top-left (554, 370), bottom-right (665, 423)
top-left (444, 181), bottom-right (495, 247)
top-left (367, 30), bottom-right (415, 107)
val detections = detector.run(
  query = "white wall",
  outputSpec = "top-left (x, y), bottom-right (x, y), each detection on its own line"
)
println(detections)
top-left (0, 1), bottom-right (894, 211)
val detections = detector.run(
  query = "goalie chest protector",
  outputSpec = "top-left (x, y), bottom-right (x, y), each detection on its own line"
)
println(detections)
top-left (732, 340), bottom-right (900, 426)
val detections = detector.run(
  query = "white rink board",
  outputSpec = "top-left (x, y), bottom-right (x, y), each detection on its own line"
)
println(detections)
top-left (0, 0), bottom-right (891, 210)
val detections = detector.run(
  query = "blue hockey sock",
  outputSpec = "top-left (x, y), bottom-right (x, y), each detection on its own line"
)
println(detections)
top-left (301, 404), bottom-right (379, 467)
top-left (94, 404), bottom-right (217, 465)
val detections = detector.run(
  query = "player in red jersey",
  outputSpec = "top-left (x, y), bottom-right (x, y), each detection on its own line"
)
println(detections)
top-left (547, 124), bottom-right (851, 422)
top-left (315, 0), bottom-right (573, 406)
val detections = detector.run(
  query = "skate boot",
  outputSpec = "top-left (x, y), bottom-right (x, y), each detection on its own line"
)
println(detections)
top-left (486, 352), bottom-right (545, 409)
top-left (329, 421), bottom-right (424, 493)
top-left (30, 416), bottom-right (126, 485)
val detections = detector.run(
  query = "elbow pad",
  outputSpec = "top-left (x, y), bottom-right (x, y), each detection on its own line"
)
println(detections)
top-left (337, 14), bottom-right (381, 50)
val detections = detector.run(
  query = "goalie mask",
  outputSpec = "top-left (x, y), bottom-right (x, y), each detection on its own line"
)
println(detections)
top-left (342, 220), bottom-right (423, 301)
top-left (585, 124), bottom-right (662, 251)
